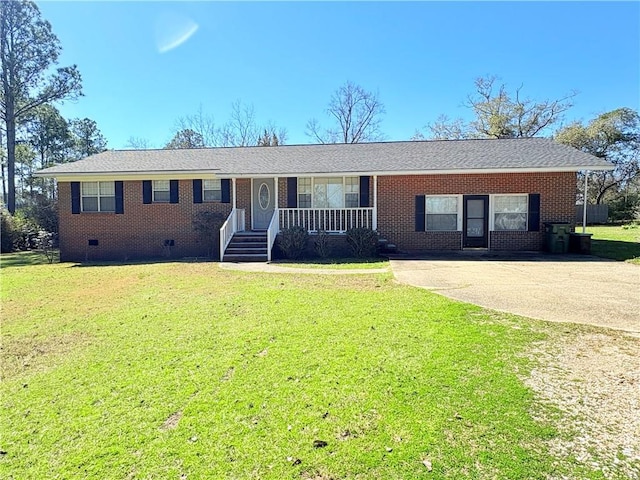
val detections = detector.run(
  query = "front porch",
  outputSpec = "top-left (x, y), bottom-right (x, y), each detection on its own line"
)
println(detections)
top-left (220, 206), bottom-right (377, 262)
top-left (219, 175), bottom-right (378, 262)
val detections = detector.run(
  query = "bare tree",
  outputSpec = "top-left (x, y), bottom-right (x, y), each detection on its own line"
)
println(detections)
top-left (218, 100), bottom-right (260, 147)
top-left (414, 75), bottom-right (576, 141)
top-left (124, 136), bottom-right (153, 149)
top-left (173, 104), bottom-right (218, 147)
top-left (306, 81), bottom-right (385, 144)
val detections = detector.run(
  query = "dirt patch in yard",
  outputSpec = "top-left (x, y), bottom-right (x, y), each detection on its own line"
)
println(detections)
top-left (525, 328), bottom-right (640, 479)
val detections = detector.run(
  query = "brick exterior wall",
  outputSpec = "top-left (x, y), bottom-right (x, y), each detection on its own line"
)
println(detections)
top-left (375, 172), bottom-right (576, 252)
top-left (58, 172), bottom-right (576, 261)
top-left (58, 180), bottom-right (235, 261)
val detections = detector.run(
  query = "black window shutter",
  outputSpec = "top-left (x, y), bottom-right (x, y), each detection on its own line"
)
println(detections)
top-left (115, 181), bottom-right (124, 214)
top-left (359, 176), bottom-right (370, 207)
top-left (287, 177), bottom-right (297, 208)
top-left (193, 179), bottom-right (203, 204)
top-left (528, 193), bottom-right (540, 231)
top-left (142, 180), bottom-right (152, 204)
top-left (71, 182), bottom-right (81, 214)
top-left (415, 195), bottom-right (426, 231)
top-left (221, 179), bottom-right (231, 203)
top-left (170, 180), bottom-right (179, 204)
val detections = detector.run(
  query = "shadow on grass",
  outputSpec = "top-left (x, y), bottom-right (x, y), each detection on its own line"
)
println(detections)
top-left (591, 239), bottom-right (640, 263)
top-left (0, 250), bottom-right (59, 268)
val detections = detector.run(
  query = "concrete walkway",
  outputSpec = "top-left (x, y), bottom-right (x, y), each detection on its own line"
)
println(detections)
top-left (219, 262), bottom-right (389, 275)
top-left (389, 252), bottom-right (640, 334)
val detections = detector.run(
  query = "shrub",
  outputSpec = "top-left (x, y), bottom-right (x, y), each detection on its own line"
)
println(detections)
top-left (36, 230), bottom-right (58, 264)
top-left (346, 227), bottom-right (379, 258)
top-left (313, 230), bottom-right (331, 258)
top-left (192, 211), bottom-right (226, 259)
top-left (1, 209), bottom-right (17, 253)
top-left (608, 193), bottom-right (640, 223)
top-left (278, 226), bottom-right (308, 259)
top-left (19, 196), bottom-right (59, 234)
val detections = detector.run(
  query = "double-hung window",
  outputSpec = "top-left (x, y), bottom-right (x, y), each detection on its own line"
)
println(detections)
top-left (297, 177), bottom-right (360, 208)
top-left (81, 182), bottom-right (115, 212)
top-left (493, 195), bottom-right (528, 231)
top-left (203, 179), bottom-right (222, 202)
top-left (152, 180), bottom-right (170, 202)
top-left (425, 195), bottom-right (459, 231)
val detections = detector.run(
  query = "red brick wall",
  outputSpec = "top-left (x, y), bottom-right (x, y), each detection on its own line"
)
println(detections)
top-left (376, 172), bottom-right (576, 252)
top-left (58, 172), bottom-right (576, 260)
top-left (58, 180), bottom-right (238, 261)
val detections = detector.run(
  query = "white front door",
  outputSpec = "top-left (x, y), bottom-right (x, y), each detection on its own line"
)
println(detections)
top-left (252, 178), bottom-right (275, 230)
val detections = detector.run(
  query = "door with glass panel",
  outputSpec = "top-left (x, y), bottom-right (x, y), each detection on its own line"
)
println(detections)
top-left (252, 178), bottom-right (275, 230)
top-left (463, 195), bottom-right (489, 248)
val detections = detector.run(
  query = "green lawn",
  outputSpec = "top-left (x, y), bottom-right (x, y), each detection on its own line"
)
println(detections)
top-left (581, 224), bottom-right (640, 264)
top-left (0, 256), bottom-right (608, 479)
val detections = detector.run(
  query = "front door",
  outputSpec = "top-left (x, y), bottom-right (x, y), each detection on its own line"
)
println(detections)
top-left (252, 178), bottom-right (275, 230)
top-left (463, 195), bottom-right (489, 248)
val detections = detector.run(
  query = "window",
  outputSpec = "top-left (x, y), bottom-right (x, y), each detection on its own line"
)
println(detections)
top-left (493, 195), bottom-right (528, 231)
top-left (153, 180), bottom-right (170, 202)
top-left (298, 177), bottom-right (312, 208)
top-left (345, 177), bottom-right (360, 207)
top-left (297, 177), bottom-right (359, 208)
top-left (81, 181), bottom-right (115, 212)
top-left (425, 195), bottom-right (459, 231)
top-left (203, 179), bottom-right (221, 202)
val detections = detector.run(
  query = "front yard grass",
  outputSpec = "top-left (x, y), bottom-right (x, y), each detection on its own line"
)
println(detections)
top-left (581, 223), bottom-right (640, 264)
top-left (0, 257), bottom-right (608, 479)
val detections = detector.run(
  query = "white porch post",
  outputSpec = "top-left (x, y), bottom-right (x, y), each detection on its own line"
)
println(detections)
top-left (372, 175), bottom-right (378, 231)
top-left (232, 178), bottom-right (237, 209)
top-left (582, 171), bottom-right (588, 234)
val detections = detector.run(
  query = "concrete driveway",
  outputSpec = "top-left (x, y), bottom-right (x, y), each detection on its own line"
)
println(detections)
top-left (390, 252), bottom-right (640, 334)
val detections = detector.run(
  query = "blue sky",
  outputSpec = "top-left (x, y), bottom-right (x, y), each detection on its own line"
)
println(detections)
top-left (37, 1), bottom-right (639, 149)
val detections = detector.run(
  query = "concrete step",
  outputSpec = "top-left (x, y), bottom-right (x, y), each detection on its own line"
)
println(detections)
top-left (225, 247), bottom-right (268, 255)
top-left (223, 253), bottom-right (268, 262)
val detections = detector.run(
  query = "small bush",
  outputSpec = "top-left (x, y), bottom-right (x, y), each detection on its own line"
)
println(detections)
top-left (313, 230), bottom-right (331, 258)
top-left (346, 227), bottom-right (379, 258)
top-left (1, 209), bottom-right (17, 253)
top-left (193, 211), bottom-right (226, 259)
top-left (19, 196), bottom-right (59, 234)
top-left (278, 226), bottom-right (308, 260)
top-left (36, 230), bottom-right (58, 264)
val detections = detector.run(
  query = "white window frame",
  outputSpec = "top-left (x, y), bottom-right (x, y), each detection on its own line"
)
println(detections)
top-left (297, 176), bottom-right (360, 208)
top-left (490, 194), bottom-right (529, 231)
top-left (81, 181), bottom-right (115, 212)
top-left (425, 194), bottom-right (462, 231)
top-left (152, 180), bottom-right (170, 203)
top-left (203, 179), bottom-right (222, 202)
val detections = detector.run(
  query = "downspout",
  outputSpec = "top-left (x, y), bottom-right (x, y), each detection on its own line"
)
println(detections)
top-left (582, 172), bottom-right (588, 234)
top-left (232, 178), bottom-right (237, 209)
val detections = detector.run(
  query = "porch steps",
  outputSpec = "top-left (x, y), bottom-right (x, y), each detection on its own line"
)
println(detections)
top-left (223, 231), bottom-right (268, 262)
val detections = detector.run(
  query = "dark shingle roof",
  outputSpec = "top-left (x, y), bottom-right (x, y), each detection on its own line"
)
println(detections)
top-left (36, 138), bottom-right (613, 178)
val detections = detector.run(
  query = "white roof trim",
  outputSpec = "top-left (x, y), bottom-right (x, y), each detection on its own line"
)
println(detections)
top-left (37, 164), bottom-right (613, 181)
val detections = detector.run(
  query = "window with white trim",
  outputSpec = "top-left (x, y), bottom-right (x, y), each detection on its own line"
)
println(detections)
top-left (425, 195), bottom-right (459, 231)
top-left (81, 181), bottom-right (115, 212)
top-left (493, 195), bottom-right (528, 231)
top-left (152, 180), bottom-right (170, 202)
top-left (203, 179), bottom-right (222, 202)
top-left (297, 177), bottom-right (359, 208)
top-left (298, 177), bottom-right (312, 208)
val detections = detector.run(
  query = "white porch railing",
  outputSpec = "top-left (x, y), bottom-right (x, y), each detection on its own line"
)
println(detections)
top-left (219, 208), bottom-right (245, 260)
top-left (266, 210), bottom-right (280, 262)
top-left (279, 207), bottom-right (375, 233)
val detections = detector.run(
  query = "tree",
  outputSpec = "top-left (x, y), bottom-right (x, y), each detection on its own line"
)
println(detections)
top-left (218, 100), bottom-right (259, 147)
top-left (306, 81), bottom-right (385, 144)
top-left (555, 108), bottom-right (640, 204)
top-left (26, 104), bottom-right (71, 168)
top-left (173, 104), bottom-right (218, 147)
top-left (415, 75), bottom-right (576, 140)
top-left (124, 136), bottom-right (152, 149)
top-left (69, 118), bottom-right (107, 159)
top-left (0, 0), bottom-right (82, 213)
top-left (165, 128), bottom-right (204, 149)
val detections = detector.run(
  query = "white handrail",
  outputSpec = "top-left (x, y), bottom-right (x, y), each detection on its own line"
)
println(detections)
top-left (278, 207), bottom-right (375, 233)
top-left (266, 208), bottom-right (279, 262)
top-left (219, 208), bottom-right (245, 261)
